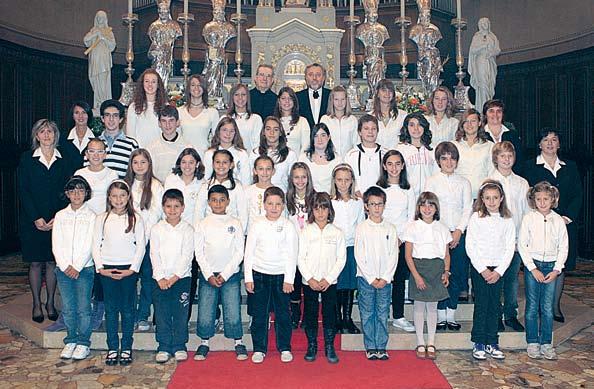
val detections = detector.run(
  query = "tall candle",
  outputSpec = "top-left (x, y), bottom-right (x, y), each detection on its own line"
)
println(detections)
top-left (128, 0), bottom-right (133, 14)
top-left (184, 0), bottom-right (188, 14)
top-left (350, 0), bottom-right (354, 19)
top-left (457, 0), bottom-right (461, 19)
top-left (237, 0), bottom-right (241, 15)
top-left (400, 0), bottom-right (405, 19)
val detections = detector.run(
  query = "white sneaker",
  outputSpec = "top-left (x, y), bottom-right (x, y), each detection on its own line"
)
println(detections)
top-left (280, 351), bottom-right (293, 363)
top-left (60, 343), bottom-right (77, 359)
top-left (251, 352), bottom-right (265, 364)
top-left (155, 351), bottom-right (170, 363)
top-left (392, 318), bottom-right (415, 332)
top-left (72, 345), bottom-right (90, 360)
top-left (174, 351), bottom-right (188, 361)
top-left (540, 344), bottom-right (557, 360)
top-left (526, 343), bottom-right (542, 359)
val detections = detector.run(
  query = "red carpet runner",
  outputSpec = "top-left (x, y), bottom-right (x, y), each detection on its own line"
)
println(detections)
top-left (169, 328), bottom-right (451, 389)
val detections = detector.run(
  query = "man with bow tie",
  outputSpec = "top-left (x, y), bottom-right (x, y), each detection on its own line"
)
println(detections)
top-left (296, 63), bottom-right (331, 128)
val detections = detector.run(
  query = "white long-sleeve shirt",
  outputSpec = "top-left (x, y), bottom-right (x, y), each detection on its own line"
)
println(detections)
top-left (465, 212), bottom-right (515, 276)
top-left (401, 219), bottom-right (452, 259)
top-left (92, 212), bottom-right (146, 272)
top-left (281, 116), bottom-right (310, 156)
top-left (298, 153), bottom-right (343, 194)
top-left (194, 178), bottom-right (248, 232)
top-left (74, 166), bottom-right (118, 215)
top-left (52, 204), bottom-right (97, 272)
top-left (220, 113), bottom-right (263, 153)
top-left (249, 147), bottom-right (297, 193)
top-left (372, 109), bottom-right (407, 150)
top-left (126, 101), bottom-right (160, 148)
top-left (203, 146), bottom-right (252, 186)
top-left (195, 214), bottom-right (244, 281)
top-left (150, 219), bottom-right (194, 280)
top-left (244, 216), bottom-right (298, 283)
top-left (131, 178), bottom-right (164, 238)
top-left (331, 198), bottom-right (365, 246)
top-left (518, 210), bottom-right (569, 273)
top-left (245, 184), bottom-right (267, 231)
top-left (382, 184), bottom-right (416, 236)
top-left (320, 114), bottom-right (359, 157)
top-left (298, 223), bottom-right (346, 285)
top-left (354, 219), bottom-right (399, 284)
top-left (489, 169), bottom-right (529, 238)
top-left (424, 171), bottom-right (473, 232)
top-left (146, 133), bottom-right (192, 182)
top-left (179, 107), bottom-right (220, 156)
top-left (344, 144), bottom-right (387, 194)
top-left (163, 173), bottom-right (203, 225)
top-left (453, 139), bottom-right (494, 198)
top-left (396, 143), bottom-right (439, 197)
top-left (425, 115), bottom-right (458, 148)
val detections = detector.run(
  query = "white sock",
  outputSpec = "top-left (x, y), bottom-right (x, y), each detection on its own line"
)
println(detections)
top-left (427, 302), bottom-right (438, 345)
top-left (437, 309), bottom-right (447, 323)
top-left (446, 308), bottom-right (457, 323)
top-left (201, 339), bottom-right (209, 346)
top-left (413, 301), bottom-right (426, 346)
top-left (234, 338), bottom-right (243, 346)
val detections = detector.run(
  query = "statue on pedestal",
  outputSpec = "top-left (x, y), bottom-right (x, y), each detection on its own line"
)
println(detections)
top-left (356, 0), bottom-right (389, 107)
top-left (469, 17), bottom-right (500, 111)
top-left (148, 0), bottom-right (182, 87)
top-left (410, 1), bottom-right (442, 96)
top-left (202, 0), bottom-right (236, 106)
top-left (84, 10), bottom-right (116, 113)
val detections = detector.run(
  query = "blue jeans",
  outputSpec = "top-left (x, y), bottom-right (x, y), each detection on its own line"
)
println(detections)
top-left (196, 272), bottom-right (243, 340)
top-left (438, 233), bottom-right (469, 310)
top-left (357, 277), bottom-right (392, 351)
top-left (136, 243), bottom-right (152, 322)
top-left (55, 266), bottom-right (94, 346)
top-left (501, 252), bottom-right (521, 320)
top-left (524, 260), bottom-right (557, 345)
top-left (101, 265), bottom-right (138, 350)
top-left (250, 271), bottom-right (292, 354)
top-left (153, 277), bottom-right (191, 353)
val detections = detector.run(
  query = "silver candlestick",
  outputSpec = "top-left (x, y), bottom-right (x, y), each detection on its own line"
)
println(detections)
top-left (394, 15), bottom-right (411, 87)
top-left (119, 12), bottom-right (139, 106)
top-left (344, 15), bottom-right (362, 110)
top-left (231, 13), bottom-right (247, 84)
top-left (451, 17), bottom-right (471, 112)
top-left (177, 12), bottom-right (195, 81)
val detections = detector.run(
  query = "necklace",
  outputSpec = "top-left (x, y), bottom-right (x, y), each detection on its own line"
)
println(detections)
top-left (190, 101), bottom-right (204, 108)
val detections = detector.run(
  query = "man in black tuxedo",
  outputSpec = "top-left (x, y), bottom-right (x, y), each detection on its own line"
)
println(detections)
top-left (296, 63), bottom-right (331, 128)
top-left (250, 64), bottom-right (277, 120)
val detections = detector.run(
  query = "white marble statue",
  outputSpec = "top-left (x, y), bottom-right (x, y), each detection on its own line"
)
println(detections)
top-left (84, 10), bottom-right (116, 113)
top-left (468, 17), bottom-right (500, 111)
top-left (148, 0), bottom-right (182, 87)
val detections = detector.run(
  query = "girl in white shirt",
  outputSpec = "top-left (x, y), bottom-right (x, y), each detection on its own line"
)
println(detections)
top-left (376, 149), bottom-right (416, 332)
top-left (425, 86), bottom-right (459, 148)
top-left (330, 164), bottom-right (364, 334)
top-left (204, 117), bottom-right (251, 185)
top-left (179, 75), bottom-right (220, 156)
top-left (250, 116), bottom-right (297, 192)
top-left (396, 113), bottom-right (438, 197)
top-left (124, 149), bottom-right (164, 331)
top-left (93, 180), bottom-right (145, 365)
top-left (298, 192), bottom-right (346, 363)
top-left (126, 69), bottom-right (167, 147)
top-left (222, 83), bottom-right (263, 152)
top-left (369, 79), bottom-right (407, 150)
top-left (274, 86), bottom-right (310, 155)
top-left (519, 182), bottom-right (568, 360)
top-left (52, 176), bottom-right (96, 361)
top-left (466, 179), bottom-right (515, 361)
top-left (246, 155), bottom-right (275, 231)
top-left (402, 192), bottom-right (452, 360)
top-left (299, 123), bottom-right (343, 194)
top-left (320, 86), bottom-right (358, 157)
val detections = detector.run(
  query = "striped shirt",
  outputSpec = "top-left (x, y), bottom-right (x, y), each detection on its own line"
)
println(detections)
top-left (85, 131), bottom-right (139, 178)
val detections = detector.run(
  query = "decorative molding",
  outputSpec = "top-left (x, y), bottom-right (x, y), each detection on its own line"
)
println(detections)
top-left (501, 27), bottom-right (594, 55)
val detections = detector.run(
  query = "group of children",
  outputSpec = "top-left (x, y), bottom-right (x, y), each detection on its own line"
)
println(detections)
top-left (50, 105), bottom-right (568, 367)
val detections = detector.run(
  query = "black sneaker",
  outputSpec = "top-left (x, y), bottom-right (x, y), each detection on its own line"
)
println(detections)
top-left (436, 321), bottom-right (447, 331)
top-left (235, 344), bottom-right (248, 361)
top-left (377, 350), bottom-right (389, 360)
top-left (504, 317), bottom-right (525, 332)
top-left (193, 345), bottom-right (209, 361)
top-left (366, 349), bottom-right (378, 360)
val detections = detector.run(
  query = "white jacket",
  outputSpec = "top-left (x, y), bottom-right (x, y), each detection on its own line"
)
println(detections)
top-left (465, 212), bottom-right (515, 276)
top-left (150, 219), bottom-right (194, 280)
top-left (298, 223), bottom-right (346, 285)
top-left (518, 210), bottom-right (569, 273)
top-left (52, 204), bottom-right (96, 272)
top-left (354, 219), bottom-right (399, 284)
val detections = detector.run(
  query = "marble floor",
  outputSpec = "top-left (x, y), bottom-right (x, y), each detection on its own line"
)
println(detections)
top-left (0, 254), bottom-right (593, 389)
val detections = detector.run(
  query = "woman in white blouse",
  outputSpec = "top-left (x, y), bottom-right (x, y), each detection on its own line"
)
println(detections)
top-left (299, 123), bottom-right (342, 194)
top-left (273, 86), bottom-right (310, 155)
top-left (424, 86), bottom-right (459, 148)
top-left (369, 79), bottom-right (407, 150)
top-left (221, 83), bottom-right (263, 152)
top-left (126, 69), bottom-right (167, 147)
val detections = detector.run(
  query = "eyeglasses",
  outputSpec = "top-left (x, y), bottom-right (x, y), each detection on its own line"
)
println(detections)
top-left (368, 202), bottom-right (385, 208)
top-left (67, 189), bottom-right (86, 195)
top-left (87, 149), bottom-right (106, 155)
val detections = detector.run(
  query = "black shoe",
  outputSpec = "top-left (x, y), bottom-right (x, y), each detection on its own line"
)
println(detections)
top-left (553, 313), bottom-right (565, 323)
top-left (119, 350), bottom-right (133, 366)
top-left (46, 306), bottom-right (59, 322)
top-left (458, 291), bottom-right (469, 302)
top-left (498, 319), bottom-right (505, 332)
top-left (105, 350), bottom-right (119, 366)
top-left (32, 307), bottom-right (44, 323)
top-left (304, 342), bottom-right (317, 362)
top-left (447, 321), bottom-right (461, 331)
top-left (343, 319), bottom-right (361, 334)
top-left (504, 317), bottom-right (525, 332)
top-left (436, 321), bottom-right (447, 331)
top-left (366, 349), bottom-right (378, 360)
top-left (325, 344), bottom-right (339, 364)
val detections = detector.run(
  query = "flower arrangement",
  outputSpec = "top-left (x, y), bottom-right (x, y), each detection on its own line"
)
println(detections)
top-left (395, 88), bottom-right (429, 114)
top-left (89, 116), bottom-right (105, 137)
top-left (167, 81), bottom-right (185, 107)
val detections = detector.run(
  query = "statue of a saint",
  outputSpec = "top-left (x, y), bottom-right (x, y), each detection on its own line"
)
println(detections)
top-left (356, 0), bottom-right (389, 105)
top-left (409, 7), bottom-right (443, 95)
top-left (148, 0), bottom-right (182, 87)
top-left (202, 0), bottom-right (236, 103)
top-left (84, 10), bottom-right (116, 113)
top-left (468, 17), bottom-right (500, 111)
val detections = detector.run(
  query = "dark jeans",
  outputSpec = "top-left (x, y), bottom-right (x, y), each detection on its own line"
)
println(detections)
top-left (470, 268), bottom-right (503, 345)
top-left (101, 265), bottom-right (138, 350)
top-left (303, 284), bottom-right (337, 333)
top-left (391, 245), bottom-right (408, 319)
top-left (136, 243), bottom-right (153, 322)
top-left (290, 268), bottom-right (303, 304)
top-left (501, 252), bottom-right (521, 320)
top-left (152, 276), bottom-right (191, 354)
top-left (251, 271), bottom-right (292, 354)
top-left (438, 233), bottom-right (469, 310)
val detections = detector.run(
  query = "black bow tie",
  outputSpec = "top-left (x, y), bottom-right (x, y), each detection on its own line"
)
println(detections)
top-left (313, 90), bottom-right (319, 99)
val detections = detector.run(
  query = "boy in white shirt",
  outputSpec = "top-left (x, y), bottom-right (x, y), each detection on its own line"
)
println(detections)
top-left (245, 186), bottom-right (298, 364)
top-left (150, 189), bottom-right (194, 364)
top-left (355, 186), bottom-right (399, 360)
top-left (194, 185), bottom-right (247, 361)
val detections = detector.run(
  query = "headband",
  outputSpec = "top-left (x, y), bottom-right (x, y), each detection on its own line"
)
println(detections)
top-left (479, 180), bottom-right (503, 193)
top-left (112, 179), bottom-right (130, 190)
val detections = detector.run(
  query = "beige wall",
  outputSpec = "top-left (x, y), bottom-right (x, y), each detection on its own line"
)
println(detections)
top-left (462, 0), bottom-right (594, 65)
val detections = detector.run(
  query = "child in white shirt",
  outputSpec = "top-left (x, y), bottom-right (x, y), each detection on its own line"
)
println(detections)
top-left (151, 189), bottom-right (194, 363)
top-left (245, 155), bottom-right (275, 231)
top-left (298, 192), bottom-right (346, 364)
